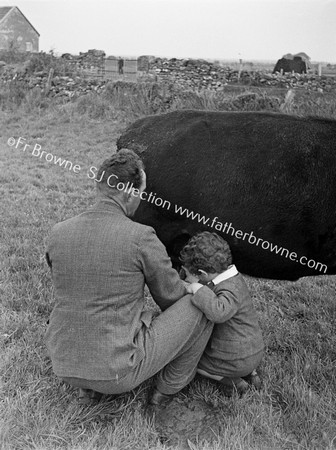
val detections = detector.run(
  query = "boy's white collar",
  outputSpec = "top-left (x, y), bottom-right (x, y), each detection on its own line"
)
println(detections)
top-left (211, 264), bottom-right (238, 285)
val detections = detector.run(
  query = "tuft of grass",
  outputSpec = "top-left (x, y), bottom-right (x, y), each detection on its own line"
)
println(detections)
top-left (2, 76), bottom-right (336, 123)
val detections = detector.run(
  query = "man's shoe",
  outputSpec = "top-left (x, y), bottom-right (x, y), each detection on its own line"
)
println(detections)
top-left (148, 388), bottom-right (175, 407)
top-left (242, 369), bottom-right (262, 390)
top-left (78, 388), bottom-right (103, 405)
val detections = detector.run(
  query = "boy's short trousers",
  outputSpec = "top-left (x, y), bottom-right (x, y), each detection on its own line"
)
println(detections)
top-left (197, 349), bottom-right (264, 379)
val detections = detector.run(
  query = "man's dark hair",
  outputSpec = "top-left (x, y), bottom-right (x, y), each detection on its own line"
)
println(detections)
top-left (180, 231), bottom-right (233, 274)
top-left (96, 149), bottom-right (144, 196)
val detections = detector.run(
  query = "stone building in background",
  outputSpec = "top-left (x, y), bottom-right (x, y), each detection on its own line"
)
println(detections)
top-left (0, 6), bottom-right (39, 52)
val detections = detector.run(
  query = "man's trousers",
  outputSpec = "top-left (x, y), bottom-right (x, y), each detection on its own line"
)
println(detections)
top-left (62, 295), bottom-right (213, 395)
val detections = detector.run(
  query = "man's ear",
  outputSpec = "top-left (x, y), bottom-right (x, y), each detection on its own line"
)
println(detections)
top-left (123, 190), bottom-right (133, 203)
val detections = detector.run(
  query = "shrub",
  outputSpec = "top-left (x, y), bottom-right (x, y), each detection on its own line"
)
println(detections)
top-left (1, 71), bottom-right (336, 120)
top-left (25, 52), bottom-right (79, 77)
top-left (0, 45), bottom-right (30, 64)
top-left (0, 80), bottom-right (28, 110)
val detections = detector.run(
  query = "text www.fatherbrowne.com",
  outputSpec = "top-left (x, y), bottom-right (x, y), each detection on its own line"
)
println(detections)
top-left (8, 135), bottom-right (327, 274)
top-left (174, 205), bottom-right (327, 274)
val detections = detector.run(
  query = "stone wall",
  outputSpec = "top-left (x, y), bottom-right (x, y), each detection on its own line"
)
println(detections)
top-left (0, 53), bottom-right (335, 101)
top-left (0, 66), bottom-right (107, 98)
top-left (150, 57), bottom-right (336, 92)
top-left (61, 49), bottom-right (106, 73)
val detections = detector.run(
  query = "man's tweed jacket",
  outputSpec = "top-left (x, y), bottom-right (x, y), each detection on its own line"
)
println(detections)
top-left (45, 199), bottom-right (186, 381)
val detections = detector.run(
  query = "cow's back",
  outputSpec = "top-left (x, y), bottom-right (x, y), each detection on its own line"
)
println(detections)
top-left (117, 110), bottom-right (336, 280)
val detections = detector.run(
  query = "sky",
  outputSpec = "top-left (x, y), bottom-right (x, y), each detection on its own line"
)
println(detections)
top-left (2, 0), bottom-right (336, 62)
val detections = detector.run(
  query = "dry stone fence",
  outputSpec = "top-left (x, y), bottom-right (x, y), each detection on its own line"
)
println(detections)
top-left (150, 57), bottom-right (336, 92)
top-left (0, 50), bottom-right (335, 100)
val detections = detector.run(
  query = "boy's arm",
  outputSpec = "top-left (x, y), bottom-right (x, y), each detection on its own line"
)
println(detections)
top-left (190, 285), bottom-right (239, 323)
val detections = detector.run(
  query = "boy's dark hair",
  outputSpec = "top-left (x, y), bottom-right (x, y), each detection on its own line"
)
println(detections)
top-left (96, 149), bottom-right (144, 196)
top-left (180, 231), bottom-right (233, 274)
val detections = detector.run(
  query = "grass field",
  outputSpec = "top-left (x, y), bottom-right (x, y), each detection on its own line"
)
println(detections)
top-left (1, 83), bottom-right (336, 450)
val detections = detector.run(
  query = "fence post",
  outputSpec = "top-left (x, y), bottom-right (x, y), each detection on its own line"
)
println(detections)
top-left (45, 68), bottom-right (54, 95)
top-left (238, 58), bottom-right (242, 80)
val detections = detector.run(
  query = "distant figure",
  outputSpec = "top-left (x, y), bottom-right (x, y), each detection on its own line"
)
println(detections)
top-left (118, 57), bottom-right (124, 74)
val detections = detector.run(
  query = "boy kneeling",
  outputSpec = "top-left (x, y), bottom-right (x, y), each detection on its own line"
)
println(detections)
top-left (181, 231), bottom-right (264, 395)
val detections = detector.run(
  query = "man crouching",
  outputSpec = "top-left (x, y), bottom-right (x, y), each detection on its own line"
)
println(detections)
top-left (45, 149), bottom-right (213, 406)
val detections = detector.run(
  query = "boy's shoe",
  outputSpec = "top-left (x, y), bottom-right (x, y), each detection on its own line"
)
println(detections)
top-left (148, 388), bottom-right (175, 407)
top-left (218, 377), bottom-right (250, 396)
top-left (78, 388), bottom-right (103, 405)
top-left (242, 369), bottom-right (262, 390)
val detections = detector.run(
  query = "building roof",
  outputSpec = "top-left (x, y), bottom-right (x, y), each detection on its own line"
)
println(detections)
top-left (0, 6), bottom-right (12, 22)
top-left (0, 6), bottom-right (40, 36)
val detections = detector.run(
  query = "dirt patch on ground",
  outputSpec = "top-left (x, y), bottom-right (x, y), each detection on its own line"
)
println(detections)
top-left (153, 396), bottom-right (226, 448)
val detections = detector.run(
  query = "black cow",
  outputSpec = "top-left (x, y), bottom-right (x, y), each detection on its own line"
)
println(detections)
top-left (117, 110), bottom-right (336, 280)
top-left (273, 56), bottom-right (307, 74)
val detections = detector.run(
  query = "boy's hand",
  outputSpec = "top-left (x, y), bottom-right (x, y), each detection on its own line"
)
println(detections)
top-left (186, 282), bottom-right (204, 294)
